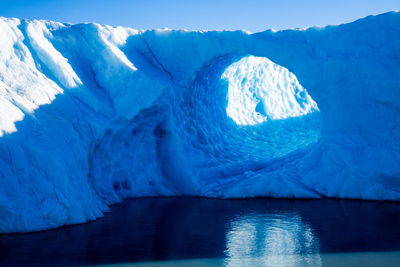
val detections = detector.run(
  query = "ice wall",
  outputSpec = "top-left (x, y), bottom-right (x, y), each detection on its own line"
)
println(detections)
top-left (0, 12), bottom-right (399, 232)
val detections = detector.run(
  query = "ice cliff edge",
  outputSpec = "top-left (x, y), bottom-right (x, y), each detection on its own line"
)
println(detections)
top-left (0, 12), bottom-right (399, 232)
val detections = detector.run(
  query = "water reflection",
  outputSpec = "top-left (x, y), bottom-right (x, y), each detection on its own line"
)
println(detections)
top-left (225, 213), bottom-right (321, 266)
top-left (0, 198), bottom-right (399, 266)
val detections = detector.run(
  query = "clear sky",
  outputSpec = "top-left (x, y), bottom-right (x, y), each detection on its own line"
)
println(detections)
top-left (0, 0), bottom-right (398, 32)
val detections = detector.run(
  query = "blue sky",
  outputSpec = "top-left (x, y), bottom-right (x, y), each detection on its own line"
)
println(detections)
top-left (0, 0), bottom-right (398, 32)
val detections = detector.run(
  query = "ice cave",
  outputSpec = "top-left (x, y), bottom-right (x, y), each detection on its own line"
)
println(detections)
top-left (0, 11), bottom-right (399, 233)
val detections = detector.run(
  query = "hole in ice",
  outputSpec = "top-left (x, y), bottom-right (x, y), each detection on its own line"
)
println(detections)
top-left (112, 181), bottom-right (121, 191)
top-left (174, 55), bottom-right (322, 172)
top-left (222, 56), bottom-right (319, 126)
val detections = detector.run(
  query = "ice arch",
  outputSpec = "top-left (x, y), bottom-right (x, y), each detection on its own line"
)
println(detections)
top-left (167, 54), bottom-right (322, 199)
top-left (0, 12), bottom-right (399, 232)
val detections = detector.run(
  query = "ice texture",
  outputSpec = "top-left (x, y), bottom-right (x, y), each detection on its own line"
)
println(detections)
top-left (223, 56), bottom-right (318, 125)
top-left (0, 12), bottom-right (399, 232)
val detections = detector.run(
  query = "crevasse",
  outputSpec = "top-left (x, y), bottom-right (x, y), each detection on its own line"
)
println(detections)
top-left (0, 12), bottom-right (399, 232)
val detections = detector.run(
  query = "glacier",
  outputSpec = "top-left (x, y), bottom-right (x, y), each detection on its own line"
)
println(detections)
top-left (0, 12), bottom-right (399, 232)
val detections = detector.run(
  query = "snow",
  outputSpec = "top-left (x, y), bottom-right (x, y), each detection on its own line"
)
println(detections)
top-left (0, 11), bottom-right (399, 232)
top-left (0, 18), bottom-right (63, 137)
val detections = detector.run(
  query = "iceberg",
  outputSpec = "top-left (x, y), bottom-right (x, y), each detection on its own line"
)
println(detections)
top-left (0, 12), bottom-right (399, 232)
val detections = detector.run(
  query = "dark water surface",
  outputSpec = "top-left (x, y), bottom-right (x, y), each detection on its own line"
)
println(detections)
top-left (0, 197), bottom-right (400, 266)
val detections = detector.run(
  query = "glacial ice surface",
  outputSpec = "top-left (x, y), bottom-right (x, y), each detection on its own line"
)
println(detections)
top-left (0, 12), bottom-right (399, 232)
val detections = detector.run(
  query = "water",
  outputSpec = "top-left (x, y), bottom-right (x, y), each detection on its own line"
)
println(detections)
top-left (0, 197), bottom-right (399, 266)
